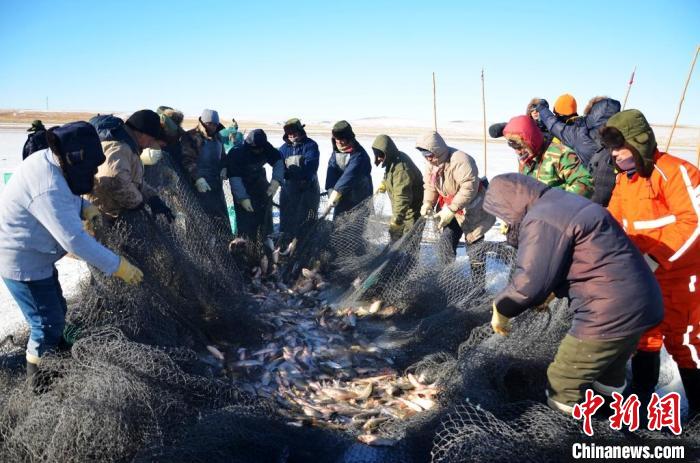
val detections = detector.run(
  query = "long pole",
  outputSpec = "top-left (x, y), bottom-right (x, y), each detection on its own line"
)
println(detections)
top-left (696, 128), bottom-right (700, 168)
top-left (666, 45), bottom-right (700, 152)
top-left (432, 72), bottom-right (437, 132)
top-left (481, 68), bottom-right (488, 177)
top-left (622, 65), bottom-right (636, 110)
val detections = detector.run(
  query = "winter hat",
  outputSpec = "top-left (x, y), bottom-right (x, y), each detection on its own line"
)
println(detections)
top-left (553, 94), bottom-right (578, 117)
top-left (245, 128), bottom-right (268, 148)
top-left (332, 120), bottom-right (355, 140)
top-left (126, 109), bottom-right (165, 140)
top-left (157, 106), bottom-right (184, 126)
top-left (47, 121), bottom-right (106, 195)
top-left (283, 118), bottom-right (305, 134)
top-left (602, 109), bottom-right (657, 177)
top-left (28, 119), bottom-right (45, 133)
top-left (200, 109), bottom-right (220, 125)
top-left (503, 115), bottom-right (544, 157)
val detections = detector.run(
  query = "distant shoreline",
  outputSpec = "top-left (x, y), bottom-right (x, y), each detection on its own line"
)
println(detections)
top-left (1, 109), bottom-right (698, 148)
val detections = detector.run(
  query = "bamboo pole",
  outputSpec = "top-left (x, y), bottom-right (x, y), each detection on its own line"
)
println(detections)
top-left (481, 68), bottom-right (488, 177)
top-left (622, 65), bottom-right (636, 110)
top-left (666, 45), bottom-right (700, 152)
top-left (432, 72), bottom-right (437, 132)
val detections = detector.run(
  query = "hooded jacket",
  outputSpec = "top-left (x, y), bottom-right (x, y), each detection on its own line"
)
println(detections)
top-left (484, 173), bottom-right (663, 341)
top-left (537, 98), bottom-right (620, 206)
top-left (503, 116), bottom-right (593, 199)
top-left (417, 132), bottom-right (495, 243)
top-left (86, 125), bottom-right (157, 217)
top-left (372, 135), bottom-right (423, 232)
top-left (606, 110), bottom-right (700, 277)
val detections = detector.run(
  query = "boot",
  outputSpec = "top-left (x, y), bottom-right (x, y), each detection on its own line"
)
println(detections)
top-left (630, 350), bottom-right (660, 406)
top-left (679, 368), bottom-right (700, 420)
top-left (26, 361), bottom-right (55, 395)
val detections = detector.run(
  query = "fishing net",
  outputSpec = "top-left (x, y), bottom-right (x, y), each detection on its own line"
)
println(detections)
top-left (1, 152), bottom-right (698, 463)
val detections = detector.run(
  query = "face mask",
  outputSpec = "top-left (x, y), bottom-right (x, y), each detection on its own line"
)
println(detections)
top-left (287, 134), bottom-right (300, 145)
top-left (59, 154), bottom-right (100, 195)
top-left (615, 156), bottom-right (636, 172)
top-left (140, 148), bottom-right (164, 166)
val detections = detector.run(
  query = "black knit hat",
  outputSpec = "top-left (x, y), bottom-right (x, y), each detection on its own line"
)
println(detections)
top-left (126, 109), bottom-right (165, 140)
top-left (332, 120), bottom-right (355, 140)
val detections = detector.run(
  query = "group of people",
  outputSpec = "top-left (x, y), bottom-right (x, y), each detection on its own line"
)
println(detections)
top-left (2, 97), bottom-right (698, 425)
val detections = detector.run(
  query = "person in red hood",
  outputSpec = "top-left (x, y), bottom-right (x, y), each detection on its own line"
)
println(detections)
top-left (502, 115), bottom-right (593, 198)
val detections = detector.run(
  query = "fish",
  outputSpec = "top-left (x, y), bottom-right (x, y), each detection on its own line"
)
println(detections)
top-left (206, 345), bottom-right (225, 361)
top-left (357, 435), bottom-right (397, 446)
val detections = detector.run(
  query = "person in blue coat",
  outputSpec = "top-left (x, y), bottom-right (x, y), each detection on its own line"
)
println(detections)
top-left (278, 118), bottom-right (320, 251)
top-left (0, 122), bottom-right (143, 387)
top-left (535, 97), bottom-right (621, 206)
top-left (323, 120), bottom-right (373, 218)
top-left (225, 129), bottom-right (285, 241)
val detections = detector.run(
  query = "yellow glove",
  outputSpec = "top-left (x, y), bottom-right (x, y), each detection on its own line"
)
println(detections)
top-left (375, 181), bottom-right (387, 195)
top-left (498, 221), bottom-right (510, 235)
top-left (113, 257), bottom-right (144, 285)
top-left (436, 206), bottom-right (455, 228)
top-left (491, 302), bottom-right (511, 336)
top-left (420, 203), bottom-right (433, 217)
top-left (267, 179), bottom-right (281, 197)
top-left (81, 203), bottom-right (102, 235)
top-left (240, 198), bottom-right (254, 212)
top-left (329, 189), bottom-right (342, 206)
top-left (534, 292), bottom-right (556, 312)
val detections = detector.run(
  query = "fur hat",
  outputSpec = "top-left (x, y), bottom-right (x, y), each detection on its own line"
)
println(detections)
top-left (332, 120), bottom-right (355, 140)
top-left (200, 109), bottom-right (220, 125)
top-left (601, 109), bottom-right (657, 177)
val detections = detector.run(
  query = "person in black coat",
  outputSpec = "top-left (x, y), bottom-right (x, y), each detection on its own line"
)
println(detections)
top-left (22, 120), bottom-right (49, 159)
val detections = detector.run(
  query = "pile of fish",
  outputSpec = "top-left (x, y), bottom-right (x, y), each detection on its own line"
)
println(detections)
top-left (209, 266), bottom-right (440, 446)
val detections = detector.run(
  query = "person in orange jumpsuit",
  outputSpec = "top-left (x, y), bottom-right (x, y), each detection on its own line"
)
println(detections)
top-left (604, 109), bottom-right (700, 419)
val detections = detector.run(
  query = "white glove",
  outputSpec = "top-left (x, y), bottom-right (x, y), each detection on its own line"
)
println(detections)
top-left (643, 254), bottom-right (659, 273)
top-left (267, 179), bottom-right (281, 197)
top-left (436, 206), bottom-right (455, 228)
top-left (420, 203), bottom-right (433, 217)
top-left (329, 189), bottom-right (342, 206)
top-left (140, 148), bottom-right (163, 166)
top-left (220, 168), bottom-right (227, 180)
top-left (491, 303), bottom-right (511, 336)
top-left (195, 177), bottom-right (211, 193)
top-left (240, 198), bottom-right (254, 212)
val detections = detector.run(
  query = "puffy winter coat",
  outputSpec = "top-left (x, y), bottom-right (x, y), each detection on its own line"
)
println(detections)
top-left (503, 115), bottom-right (593, 198)
top-left (22, 130), bottom-right (49, 160)
top-left (372, 135), bottom-right (423, 235)
top-left (279, 132), bottom-right (320, 183)
top-left (181, 123), bottom-right (226, 186)
top-left (325, 141), bottom-right (373, 215)
top-left (417, 132), bottom-right (495, 243)
top-left (537, 98), bottom-right (620, 205)
top-left (484, 173), bottom-right (663, 341)
top-left (86, 126), bottom-right (156, 217)
top-left (225, 140), bottom-right (285, 200)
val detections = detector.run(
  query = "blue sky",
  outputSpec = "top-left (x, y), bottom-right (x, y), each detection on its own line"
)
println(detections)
top-left (0, 0), bottom-right (698, 125)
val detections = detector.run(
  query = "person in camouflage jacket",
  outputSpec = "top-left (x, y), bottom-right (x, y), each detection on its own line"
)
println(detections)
top-left (372, 134), bottom-right (423, 241)
top-left (502, 115), bottom-right (593, 198)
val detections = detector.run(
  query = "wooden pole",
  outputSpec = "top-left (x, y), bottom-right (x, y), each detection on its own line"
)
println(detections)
top-left (622, 65), bottom-right (636, 110)
top-left (696, 128), bottom-right (700, 168)
top-left (481, 68), bottom-right (488, 177)
top-left (666, 45), bottom-right (700, 152)
top-left (432, 72), bottom-right (437, 132)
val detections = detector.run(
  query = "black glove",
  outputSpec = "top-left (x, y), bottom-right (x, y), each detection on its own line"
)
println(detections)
top-left (535, 99), bottom-right (549, 111)
top-left (146, 195), bottom-right (175, 222)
